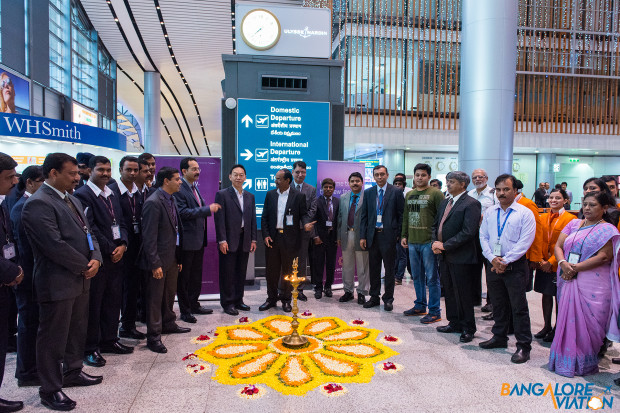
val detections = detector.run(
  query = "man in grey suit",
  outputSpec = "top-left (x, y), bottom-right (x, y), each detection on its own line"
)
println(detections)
top-left (337, 172), bottom-right (370, 304)
top-left (141, 167), bottom-right (189, 354)
top-left (22, 153), bottom-right (103, 411)
top-left (292, 161), bottom-right (317, 301)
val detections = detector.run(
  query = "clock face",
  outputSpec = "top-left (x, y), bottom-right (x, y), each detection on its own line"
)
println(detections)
top-left (241, 9), bottom-right (281, 51)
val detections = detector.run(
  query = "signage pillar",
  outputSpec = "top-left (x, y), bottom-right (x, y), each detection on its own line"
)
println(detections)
top-left (144, 71), bottom-right (161, 154)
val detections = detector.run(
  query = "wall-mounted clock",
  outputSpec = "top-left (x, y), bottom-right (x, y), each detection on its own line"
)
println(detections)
top-left (240, 9), bottom-right (281, 51)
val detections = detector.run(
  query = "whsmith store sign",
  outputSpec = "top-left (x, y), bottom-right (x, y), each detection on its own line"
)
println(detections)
top-left (0, 113), bottom-right (125, 151)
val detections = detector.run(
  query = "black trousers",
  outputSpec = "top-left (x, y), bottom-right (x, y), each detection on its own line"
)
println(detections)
top-left (218, 247), bottom-right (249, 309)
top-left (485, 257), bottom-right (532, 351)
top-left (473, 238), bottom-right (485, 303)
top-left (368, 231), bottom-right (396, 302)
top-left (440, 260), bottom-right (477, 334)
top-left (177, 248), bottom-right (204, 316)
top-left (15, 283), bottom-right (39, 381)
top-left (0, 287), bottom-right (9, 390)
top-left (265, 232), bottom-right (293, 303)
top-left (120, 253), bottom-right (146, 330)
top-left (85, 258), bottom-right (123, 353)
top-left (146, 263), bottom-right (179, 344)
top-left (311, 239), bottom-right (337, 290)
top-left (38, 291), bottom-right (89, 394)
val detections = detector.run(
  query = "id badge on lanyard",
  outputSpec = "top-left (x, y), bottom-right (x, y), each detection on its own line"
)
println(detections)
top-left (176, 226), bottom-right (180, 246)
top-left (86, 231), bottom-right (95, 251)
top-left (111, 220), bottom-right (121, 240)
top-left (2, 242), bottom-right (15, 259)
top-left (567, 252), bottom-right (581, 264)
top-left (493, 243), bottom-right (502, 257)
top-left (286, 209), bottom-right (293, 226)
top-left (132, 217), bottom-right (140, 234)
top-left (326, 220), bottom-right (333, 227)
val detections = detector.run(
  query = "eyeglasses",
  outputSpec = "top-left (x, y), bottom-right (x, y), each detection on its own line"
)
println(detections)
top-left (472, 175), bottom-right (487, 179)
top-left (0, 77), bottom-right (13, 89)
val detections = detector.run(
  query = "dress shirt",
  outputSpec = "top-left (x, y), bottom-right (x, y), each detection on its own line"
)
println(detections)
top-left (23, 191), bottom-right (32, 198)
top-left (295, 182), bottom-right (303, 191)
top-left (349, 191), bottom-right (361, 208)
top-left (236, 188), bottom-right (244, 228)
top-left (117, 180), bottom-right (139, 197)
top-left (479, 201), bottom-right (536, 264)
top-left (43, 182), bottom-right (67, 199)
top-left (276, 187), bottom-right (290, 229)
top-left (448, 190), bottom-right (466, 204)
top-left (86, 180), bottom-right (113, 199)
top-left (468, 185), bottom-right (497, 216)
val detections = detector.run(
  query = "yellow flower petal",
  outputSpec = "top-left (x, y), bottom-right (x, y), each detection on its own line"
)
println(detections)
top-left (280, 356), bottom-right (312, 387)
top-left (326, 344), bottom-right (382, 358)
top-left (322, 329), bottom-right (370, 342)
top-left (303, 319), bottom-right (339, 336)
top-left (210, 343), bottom-right (268, 359)
top-left (231, 352), bottom-right (280, 379)
top-left (227, 327), bottom-right (271, 341)
top-left (309, 353), bottom-right (360, 376)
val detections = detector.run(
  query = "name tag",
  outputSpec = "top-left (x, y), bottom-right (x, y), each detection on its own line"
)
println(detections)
top-left (286, 214), bottom-right (293, 226)
top-left (2, 243), bottom-right (16, 260)
top-left (493, 243), bottom-right (502, 256)
top-left (111, 225), bottom-right (121, 240)
top-left (567, 252), bottom-right (581, 264)
top-left (326, 220), bottom-right (333, 227)
top-left (176, 233), bottom-right (180, 246)
top-left (86, 233), bottom-right (95, 251)
top-left (376, 215), bottom-right (382, 224)
top-left (133, 223), bottom-right (140, 234)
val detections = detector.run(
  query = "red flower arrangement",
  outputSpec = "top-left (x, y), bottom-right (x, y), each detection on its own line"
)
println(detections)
top-left (197, 335), bottom-right (211, 341)
top-left (241, 385), bottom-right (259, 395)
top-left (182, 353), bottom-right (197, 361)
top-left (238, 317), bottom-right (250, 323)
top-left (384, 335), bottom-right (398, 342)
top-left (352, 319), bottom-right (365, 325)
top-left (301, 311), bottom-right (313, 316)
top-left (323, 383), bottom-right (344, 394)
top-left (383, 362), bottom-right (397, 370)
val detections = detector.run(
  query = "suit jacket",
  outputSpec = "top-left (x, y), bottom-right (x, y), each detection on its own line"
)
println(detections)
top-left (74, 184), bottom-right (129, 258)
top-left (360, 184), bottom-right (404, 248)
top-left (22, 184), bottom-right (102, 302)
top-left (5, 185), bottom-right (24, 213)
top-left (10, 195), bottom-right (34, 291)
top-left (214, 186), bottom-right (257, 253)
top-left (431, 193), bottom-right (481, 264)
top-left (0, 200), bottom-right (19, 284)
top-left (174, 180), bottom-right (211, 251)
top-left (261, 187), bottom-right (309, 251)
top-left (140, 189), bottom-right (183, 271)
top-left (294, 182), bottom-right (317, 221)
top-left (314, 195), bottom-right (339, 243)
top-left (336, 191), bottom-right (365, 251)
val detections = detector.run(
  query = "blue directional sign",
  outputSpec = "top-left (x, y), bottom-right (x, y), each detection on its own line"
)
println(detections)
top-left (236, 98), bottom-right (330, 228)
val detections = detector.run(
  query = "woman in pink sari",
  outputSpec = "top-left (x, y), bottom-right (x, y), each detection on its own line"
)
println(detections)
top-left (549, 191), bottom-right (619, 377)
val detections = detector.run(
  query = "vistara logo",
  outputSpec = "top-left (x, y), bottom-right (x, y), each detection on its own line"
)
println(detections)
top-left (500, 382), bottom-right (614, 410)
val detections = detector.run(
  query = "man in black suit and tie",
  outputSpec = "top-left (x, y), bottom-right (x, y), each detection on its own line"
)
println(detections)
top-left (292, 161), bottom-right (317, 301)
top-left (260, 169), bottom-right (314, 312)
top-left (360, 165), bottom-right (404, 311)
top-left (109, 156), bottom-right (146, 340)
top-left (74, 156), bottom-right (131, 368)
top-left (141, 167), bottom-right (190, 354)
top-left (0, 152), bottom-right (24, 412)
top-left (312, 178), bottom-right (339, 299)
top-left (214, 164), bottom-right (257, 315)
top-left (174, 157), bottom-right (220, 323)
top-left (431, 171), bottom-right (482, 343)
top-left (9, 166), bottom-right (44, 389)
top-left (23, 153), bottom-right (103, 411)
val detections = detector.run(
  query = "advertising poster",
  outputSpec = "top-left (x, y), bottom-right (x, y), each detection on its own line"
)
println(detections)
top-left (316, 160), bottom-right (365, 288)
top-left (155, 156), bottom-right (221, 296)
top-left (0, 67), bottom-right (30, 115)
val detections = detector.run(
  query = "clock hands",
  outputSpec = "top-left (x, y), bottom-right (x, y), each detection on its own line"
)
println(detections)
top-left (254, 27), bottom-right (263, 36)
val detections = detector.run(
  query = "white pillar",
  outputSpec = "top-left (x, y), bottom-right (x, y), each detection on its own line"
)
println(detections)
top-left (144, 71), bottom-right (161, 154)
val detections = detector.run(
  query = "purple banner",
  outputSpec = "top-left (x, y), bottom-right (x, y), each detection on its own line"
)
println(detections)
top-left (316, 161), bottom-right (366, 287)
top-left (155, 156), bottom-right (221, 295)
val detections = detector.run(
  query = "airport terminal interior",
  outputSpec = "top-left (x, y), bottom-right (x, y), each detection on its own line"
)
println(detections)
top-left (1, 0), bottom-right (620, 412)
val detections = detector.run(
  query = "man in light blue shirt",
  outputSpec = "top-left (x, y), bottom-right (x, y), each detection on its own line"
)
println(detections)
top-left (479, 174), bottom-right (535, 364)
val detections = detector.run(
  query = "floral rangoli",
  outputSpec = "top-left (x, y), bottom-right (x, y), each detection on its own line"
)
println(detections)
top-left (195, 315), bottom-right (399, 396)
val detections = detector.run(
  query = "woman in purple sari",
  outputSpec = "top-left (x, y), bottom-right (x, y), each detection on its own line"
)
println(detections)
top-left (549, 191), bottom-right (619, 377)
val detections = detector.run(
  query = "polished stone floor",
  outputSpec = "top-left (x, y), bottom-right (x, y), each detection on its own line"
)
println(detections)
top-left (3, 276), bottom-right (620, 413)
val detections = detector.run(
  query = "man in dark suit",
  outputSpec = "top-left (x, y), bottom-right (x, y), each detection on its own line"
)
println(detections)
top-left (141, 167), bottom-right (190, 354)
top-left (174, 157), bottom-right (220, 323)
top-left (0, 152), bottom-right (24, 413)
top-left (533, 183), bottom-right (547, 208)
top-left (138, 153), bottom-right (156, 187)
top-left (431, 171), bottom-right (482, 343)
top-left (109, 156), bottom-right (146, 340)
top-left (292, 161), bottom-right (317, 301)
top-left (360, 165), bottom-right (404, 311)
top-left (74, 156), bottom-right (131, 368)
top-left (10, 166), bottom-right (44, 388)
top-left (214, 164), bottom-right (257, 315)
top-left (23, 153), bottom-right (103, 411)
top-left (312, 178), bottom-right (339, 299)
top-left (260, 169), bottom-right (314, 312)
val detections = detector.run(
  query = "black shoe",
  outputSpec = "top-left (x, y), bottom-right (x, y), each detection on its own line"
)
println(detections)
top-left (542, 328), bottom-right (555, 343)
top-left (147, 341), bottom-right (167, 354)
top-left (297, 291), bottom-right (308, 302)
top-left (162, 326), bottom-right (191, 334)
top-left (40, 390), bottom-right (75, 411)
top-left (314, 289), bottom-right (322, 299)
top-left (460, 332), bottom-right (474, 343)
top-left (403, 307), bottom-right (427, 316)
top-left (100, 341), bottom-right (134, 355)
top-left (511, 349), bottom-right (530, 364)
top-left (324, 287), bottom-right (333, 298)
top-left (282, 302), bottom-right (292, 312)
top-left (357, 294), bottom-right (366, 305)
top-left (63, 371), bottom-right (103, 387)
top-left (235, 303), bottom-right (251, 311)
top-left (395, 279), bottom-right (402, 285)
top-left (384, 302), bottom-right (393, 312)
top-left (436, 324), bottom-right (462, 334)
top-left (119, 327), bottom-right (146, 340)
top-left (180, 314), bottom-right (197, 324)
top-left (0, 398), bottom-right (23, 412)
top-left (259, 301), bottom-right (277, 311)
top-left (192, 306), bottom-right (213, 315)
top-left (363, 298), bottom-right (380, 308)
top-left (479, 337), bottom-right (508, 349)
top-left (482, 312), bottom-right (494, 321)
top-left (224, 307), bottom-right (239, 316)
top-left (339, 292), bottom-right (354, 302)
top-left (534, 327), bottom-right (552, 339)
top-left (481, 303), bottom-right (493, 313)
top-left (84, 351), bottom-right (106, 367)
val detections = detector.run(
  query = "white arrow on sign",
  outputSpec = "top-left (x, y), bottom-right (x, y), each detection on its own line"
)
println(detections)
top-left (241, 114), bottom-right (253, 128)
top-left (243, 179), bottom-right (252, 189)
top-left (240, 149), bottom-right (253, 161)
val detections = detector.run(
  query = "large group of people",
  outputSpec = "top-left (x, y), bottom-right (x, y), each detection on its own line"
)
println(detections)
top-left (1, 151), bottom-right (620, 412)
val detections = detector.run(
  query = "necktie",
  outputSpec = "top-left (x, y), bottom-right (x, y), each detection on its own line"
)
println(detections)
top-left (64, 196), bottom-right (85, 227)
top-left (378, 188), bottom-right (384, 212)
top-left (438, 198), bottom-right (454, 242)
top-left (192, 184), bottom-right (202, 206)
top-left (348, 194), bottom-right (358, 228)
top-left (327, 198), bottom-right (333, 221)
top-left (297, 184), bottom-right (301, 191)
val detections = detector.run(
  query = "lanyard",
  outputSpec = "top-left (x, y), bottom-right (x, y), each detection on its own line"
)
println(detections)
top-left (496, 208), bottom-right (514, 241)
top-left (0, 205), bottom-right (8, 244)
top-left (99, 195), bottom-right (116, 224)
top-left (572, 219), bottom-right (602, 256)
top-left (127, 193), bottom-right (137, 221)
